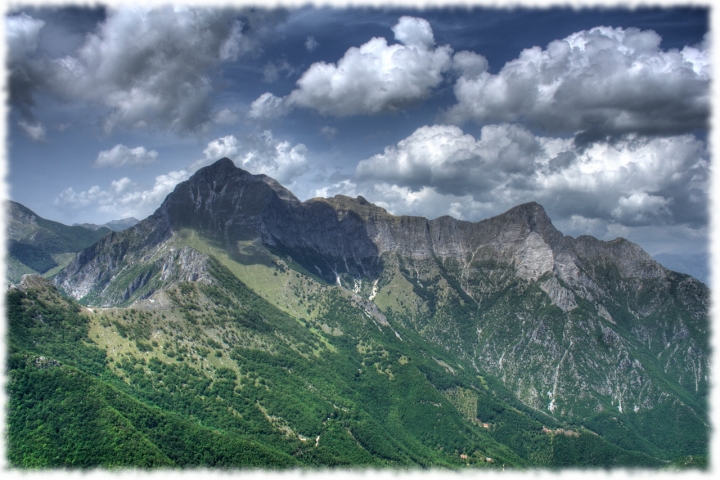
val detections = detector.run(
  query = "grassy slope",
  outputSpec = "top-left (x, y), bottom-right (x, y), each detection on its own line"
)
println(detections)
top-left (6, 237), bottom-right (679, 469)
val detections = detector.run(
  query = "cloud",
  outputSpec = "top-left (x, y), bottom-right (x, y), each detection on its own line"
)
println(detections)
top-left (391, 16), bottom-right (435, 49)
top-left (320, 126), bottom-right (337, 139)
top-left (116, 170), bottom-right (191, 213)
top-left (56, 185), bottom-right (114, 209)
top-left (9, 7), bottom-right (282, 134)
top-left (611, 193), bottom-right (672, 225)
top-left (111, 177), bottom-right (133, 194)
top-left (212, 108), bottom-right (239, 125)
top-left (262, 59), bottom-right (293, 83)
top-left (94, 144), bottom-right (159, 168)
top-left (250, 16), bottom-right (453, 118)
top-left (352, 124), bottom-right (708, 228)
top-left (236, 131), bottom-right (310, 184)
top-left (315, 178), bottom-right (494, 222)
top-left (538, 133), bottom-right (708, 227)
top-left (18, 119), bottom-right (46, 141)
top-left (7, 13), bottom-right (48, 121)
top-left (49, 7), bottom-right (249, 133)
top-left (201, 135), bottom-right (242, 163)
top-left (6, 12), bottom-right (45, 61)
top-left (355, 123), bottom-right (542, 197)
top-left (197, 131), bottom-right (309, 184)
top-left (452, 50), bottom-right (488, 79)
top-left (444, 26), bottom-right (709, 139)
top-left (55, 170), bottom-right (190, 220)
top-left (305, 36), bottom-right (319, 51)
top-left (248, 92), bottom-right (291, 120)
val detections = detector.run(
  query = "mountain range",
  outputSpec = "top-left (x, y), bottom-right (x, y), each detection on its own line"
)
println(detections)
top-left (5, 201), bottom-right (140, 284)
top-left (6, 158), bottom-right (709, 469)
top-left (73, 217), bottom-right (140, 232)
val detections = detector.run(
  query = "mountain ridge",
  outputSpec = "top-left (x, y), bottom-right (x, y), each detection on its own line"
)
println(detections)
top-left (127, 159), bottom-right (665, 288)
top-left (33, 157), bottom-right (710, 468)
top-left (73, 217), bottom-right (140, 232)
top-left (5, 200), bottom-right (113, 283)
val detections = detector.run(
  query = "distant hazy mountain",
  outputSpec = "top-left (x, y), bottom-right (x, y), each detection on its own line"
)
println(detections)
top-left (5, 200), bottom-right (112, 283)
top-left (73, 217), bottom-right (140, 232)
top-left (653, 253), bottom-right (709, 286)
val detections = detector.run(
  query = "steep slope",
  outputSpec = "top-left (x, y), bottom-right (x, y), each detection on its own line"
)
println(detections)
top-left (6, 201), bottom-right (112, 282)
top-left (10, 274), bottom-right (667, 469)
top-left (653, 253), bottom-right (710, 286)
top-left (51, 158), bottom-right (709, 466)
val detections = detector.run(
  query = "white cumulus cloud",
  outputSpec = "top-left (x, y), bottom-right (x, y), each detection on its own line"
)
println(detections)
top-left (196, 131), bottom-right (309, 185)
top-left (111, 177), bottom-right (133, 194)
top-left (55, 170), bottom-right (190, 220)
top-left (356, 123), bottom-right (542, 197)
top-left (212, 108), bottom-right (239, 125)
top-left (56, 185), bottom-right (114, 209)
top-left (202, 135), bottom-right (242, 162)
top-left (94, 144), bottom-right (159, 168)
top-left (248, 92), bottom-right (291, 120)
top-left (250, 16), bottom-right (454, 119)
top-left (445, 26), bottom-right (709, 139)
top-left (353, 124), bottom-right (708, 229)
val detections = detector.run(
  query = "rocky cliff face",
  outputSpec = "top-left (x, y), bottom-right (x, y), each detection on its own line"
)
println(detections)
top-left (52, 158), bottom-right (709, 451)
top-left (57, 158), bottom-right (678, 300)
top-left (55, 158), bottom-right (706, 337)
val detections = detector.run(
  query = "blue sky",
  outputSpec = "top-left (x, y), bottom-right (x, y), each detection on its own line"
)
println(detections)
top-left (4, 2), bottom-right (710, 256)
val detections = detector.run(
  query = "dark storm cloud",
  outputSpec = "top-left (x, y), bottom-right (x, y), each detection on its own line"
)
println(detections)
top-left (6, 12), bottom-right (48, 123)
top-left (6, 6), bottom-right (286, 135)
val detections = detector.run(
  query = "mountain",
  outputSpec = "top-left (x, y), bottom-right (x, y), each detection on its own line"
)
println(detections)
top-left (653, 253), bottom-right (710, 287)
top-left (9, 158), bottom-right (708, 469)
top-left (5, 201), bottom-right (113, 283)
top-left (73, 217), bottom-right (140, 232)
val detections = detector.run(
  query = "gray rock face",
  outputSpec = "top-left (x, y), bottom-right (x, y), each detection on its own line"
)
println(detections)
top-left (540, 277), bottom-right (577, 312)
top-left (515, 232), bottom-right (554, 281)
top-left (55, 158), bottom-right (681, 312)
top-left (47, 158), bottom-right (709, 452)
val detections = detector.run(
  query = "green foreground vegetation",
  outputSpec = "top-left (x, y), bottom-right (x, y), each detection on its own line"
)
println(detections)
top-left (6, 243), bottom-right (707, 470)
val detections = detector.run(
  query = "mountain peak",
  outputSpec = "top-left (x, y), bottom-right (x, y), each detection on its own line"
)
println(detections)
top-left (504, 201), bottom-right (548, 220)
top-left (496, 201), bottom-right (555, 234)
top-left (199, 157), bottom-right (243, 175)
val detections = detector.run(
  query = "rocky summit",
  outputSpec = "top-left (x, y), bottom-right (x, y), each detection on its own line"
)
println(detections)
top-left (9, 158), bottom-right (709, 469)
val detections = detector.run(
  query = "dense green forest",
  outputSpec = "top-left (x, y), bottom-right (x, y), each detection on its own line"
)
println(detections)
top-left (7, 263), bottom-right (702, 470)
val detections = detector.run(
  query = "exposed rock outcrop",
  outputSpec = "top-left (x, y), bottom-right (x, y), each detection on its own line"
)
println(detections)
top-left (54, 158), bottom-right (689, 317)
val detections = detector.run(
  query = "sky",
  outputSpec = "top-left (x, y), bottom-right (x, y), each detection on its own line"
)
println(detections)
top-left (3, 1), bottom-right (711, 256)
